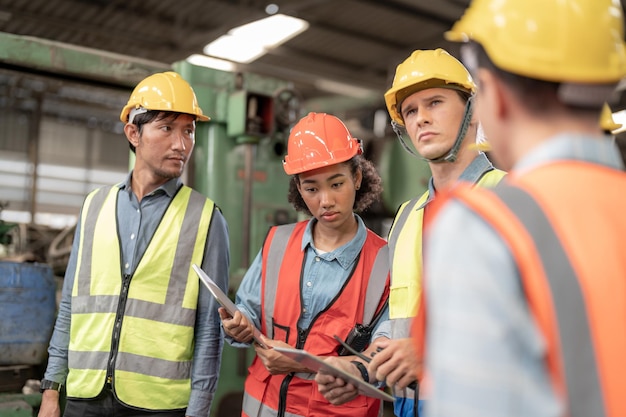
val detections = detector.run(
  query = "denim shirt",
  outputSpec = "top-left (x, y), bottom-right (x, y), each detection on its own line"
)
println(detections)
top-left (228, 214), bottom-right (389, 346)
top-left (44, 172), bottom-right (230, 417)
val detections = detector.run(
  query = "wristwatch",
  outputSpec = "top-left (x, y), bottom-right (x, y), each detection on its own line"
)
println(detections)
top-left (40, 379), bottom-right (61, 393)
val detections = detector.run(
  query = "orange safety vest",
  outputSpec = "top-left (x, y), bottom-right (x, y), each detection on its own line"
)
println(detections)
top-left (414, 160), bottom-right (626, 417)
top-left (242, 221), bottom-right (390, 417)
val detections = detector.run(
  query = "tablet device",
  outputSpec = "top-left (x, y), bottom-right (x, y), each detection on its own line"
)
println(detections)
top-left (192, 264), bottom-right (269, 349)
top-left (273, 346), bottom-right (394, 402)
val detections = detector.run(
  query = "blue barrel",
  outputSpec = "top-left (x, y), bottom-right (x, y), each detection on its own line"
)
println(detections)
top-left (0, 261), bottom-right (56, 365)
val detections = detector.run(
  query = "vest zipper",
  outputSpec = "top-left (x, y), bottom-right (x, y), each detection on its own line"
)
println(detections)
top-left (106, 273), bottom-right (132, 388)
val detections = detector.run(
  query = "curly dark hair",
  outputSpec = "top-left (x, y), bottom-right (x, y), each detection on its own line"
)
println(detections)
top-left (286, 155), bottom-right (383, 216)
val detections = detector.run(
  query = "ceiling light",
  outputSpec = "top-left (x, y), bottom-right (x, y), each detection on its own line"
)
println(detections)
top-left (186, 54), bottom-right (237, 71)
top-left (203, 14), bottom-right (308, 64)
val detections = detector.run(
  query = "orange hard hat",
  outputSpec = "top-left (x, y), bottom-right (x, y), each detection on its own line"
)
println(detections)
top-left (283, 112), bottom-right (363, 175)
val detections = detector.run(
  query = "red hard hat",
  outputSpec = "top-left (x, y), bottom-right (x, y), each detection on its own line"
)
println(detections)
top-left (283, 112), bottom-right (362, 175)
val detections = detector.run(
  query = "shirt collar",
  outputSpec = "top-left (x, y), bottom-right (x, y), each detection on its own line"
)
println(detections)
top-left (301, 214), bottom-right (368, 270)
top-left (513, 133), bottom-right (625, 174)
top-left (117, 171), bottom-right (182, 199)
top-left (420, 152), bottom-right (496, 209)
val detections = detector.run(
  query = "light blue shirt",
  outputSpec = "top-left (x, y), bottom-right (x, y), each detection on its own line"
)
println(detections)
top-left (424, 134), bottom-right (623, 417)
top-left (44, 172), bottom-right (230, 417)
top-left (228, 214), bottom-right (388, 346)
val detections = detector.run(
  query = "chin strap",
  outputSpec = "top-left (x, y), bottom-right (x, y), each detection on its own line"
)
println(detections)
top-left (392, 95), bottom-right (475, 164)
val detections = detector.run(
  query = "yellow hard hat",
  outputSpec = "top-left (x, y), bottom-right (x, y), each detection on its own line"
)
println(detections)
top-left (600, 103), bottom-right (621, 132)
top-left (445, 0), bottom-right (626, 84)
top-left (384, 48), bottom-right (476, 126)
top-left (120, 71), bottom-right (210, 123)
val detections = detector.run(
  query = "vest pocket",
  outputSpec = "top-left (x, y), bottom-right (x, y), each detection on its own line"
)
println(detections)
top-left (272, 321), bottom-right (291, 343)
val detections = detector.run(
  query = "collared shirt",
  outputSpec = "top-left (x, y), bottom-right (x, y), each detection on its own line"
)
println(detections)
top-left (44, 172), bottom-right (230, 417)
top-left (374, 152), bottom-right (499, 340)
top-left (424, 134), bottom-right (623, 417)
top-left (229, 214), bottom-right (388, 345)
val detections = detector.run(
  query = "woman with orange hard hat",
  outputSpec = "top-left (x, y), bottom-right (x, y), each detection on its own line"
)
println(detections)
top-left (219, 112), bottom-right (391, 417)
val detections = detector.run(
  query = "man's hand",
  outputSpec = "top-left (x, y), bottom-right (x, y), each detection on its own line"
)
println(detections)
top-left (37, 389), bottom-right (61, 417)
top-left (314, 357), bottom-right (360, 405)
top-left (368, 337), bottom-right (420, 390)
top-left (219, 308), bottom-right (255, 343)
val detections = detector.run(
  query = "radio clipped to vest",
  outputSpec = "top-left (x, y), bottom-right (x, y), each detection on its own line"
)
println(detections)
top-left (337, 300), bottom-right (387, 356)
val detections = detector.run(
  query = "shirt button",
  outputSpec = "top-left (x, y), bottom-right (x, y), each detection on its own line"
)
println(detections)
top-left (315, 257), bottom-right (320, 262)
top-left (130, 233), bottom-right (135, 240)
top-left (306, 281), bottom-right (312, 287)
top-left (125, 263), bottom-right (130, 269)
top-left (136, 209), bottom-right (140, 213)
top-left (302, 308), bottom-right (307, 313)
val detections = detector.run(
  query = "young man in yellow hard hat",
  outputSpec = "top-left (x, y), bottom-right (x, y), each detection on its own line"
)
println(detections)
top-left (38, 72), bottom-right (230, 417)
top-left (315, 49), bottom-right (505, 417)
top-left (420, 0), bottom-right (626, 416)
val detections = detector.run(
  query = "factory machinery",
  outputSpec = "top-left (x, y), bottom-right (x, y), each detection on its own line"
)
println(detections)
top-left (0, 32), bottom-right (430, 416)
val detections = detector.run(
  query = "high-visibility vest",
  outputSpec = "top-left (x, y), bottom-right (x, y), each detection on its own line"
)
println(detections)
top-left (419, 161), bottom-right (626, 417)
top-left (66, 185), bottom-right (215, 411)
top-left (388, 167), bottom-right (504, 406)
top-left (242, 221), bottom-right (390, 417)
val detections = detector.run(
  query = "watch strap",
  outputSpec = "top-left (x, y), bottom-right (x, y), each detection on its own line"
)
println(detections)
top-left (40, 379), bottom-right (61, 392)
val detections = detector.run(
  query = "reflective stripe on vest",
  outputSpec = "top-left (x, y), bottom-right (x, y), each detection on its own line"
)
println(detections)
top-left (244, 221), bottom-right (388, 417)
top-left (262, 223), bottom-right (389, 338)
top-left (67, 185), bottom-right (214, 410)
top-left (444, 159), bottom-right (626, 417)
top-left (494, 185), bottom-right (605, 417)
top-left (388, 168), bottom-right (506, 325)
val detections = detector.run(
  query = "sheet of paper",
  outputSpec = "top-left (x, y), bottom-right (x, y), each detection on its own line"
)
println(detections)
top-left (273, 346), bottom-right (394, 402)
top-left (192, 264), bottom-right (269, 349)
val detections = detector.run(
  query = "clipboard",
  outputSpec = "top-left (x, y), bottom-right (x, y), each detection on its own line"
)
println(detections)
top-left (273, 347), bottom-right (394, 402)
top-left (192, 264), bottom-right (269, 349)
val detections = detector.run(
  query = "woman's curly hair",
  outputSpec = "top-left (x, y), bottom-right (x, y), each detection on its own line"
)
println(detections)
top-left (286, 155), bottom-right (383, 216)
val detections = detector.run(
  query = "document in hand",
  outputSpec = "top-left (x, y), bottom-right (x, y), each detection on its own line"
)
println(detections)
top-left (192, 264), bottom-right (269, 349)
top-left (273, 346), bottom-right (394, 402)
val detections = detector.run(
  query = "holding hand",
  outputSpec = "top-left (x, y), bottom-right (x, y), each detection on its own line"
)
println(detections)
top-left (219, 308), bottom-right (255, 343)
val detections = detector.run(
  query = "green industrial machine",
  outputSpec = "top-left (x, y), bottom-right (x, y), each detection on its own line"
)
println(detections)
top-left (173, 61), bottom-right (301, 415)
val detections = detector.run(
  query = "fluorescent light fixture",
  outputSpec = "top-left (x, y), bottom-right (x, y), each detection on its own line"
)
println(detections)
top-left (203, 14), bottom-right (308, 64)
top-left (186, 54), bottom-right (236, 72)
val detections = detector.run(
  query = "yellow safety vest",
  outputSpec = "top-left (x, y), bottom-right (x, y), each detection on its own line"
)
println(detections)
top-left (388, 168), bottom-right (506, 333)
top-left (66, 184), bottom-right (214, 410)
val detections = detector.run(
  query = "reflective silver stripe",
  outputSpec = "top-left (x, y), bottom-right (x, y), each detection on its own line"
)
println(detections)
top-left (263, 224), bottom-right (296, 338)
top-left (68, 350), bottom-right (190, 380)
top-left (363, 245), bottom-right (389, 323)
top-left (77, 186), bottom-right (113, 296)
top-left (495, 185), bottom-right (605, 417)
top-left (72, 296), bottom-right (195, 325)
top-left (293, 372), bottom-right (315, 380)
top-left (390, 317), bottom-right (412, 338)
top-left (242, 392), bottom-right (305, 417)
top-left (387, 198), bottom-right (420, 254)
top-left (168, 190), bottom-right (210, 305)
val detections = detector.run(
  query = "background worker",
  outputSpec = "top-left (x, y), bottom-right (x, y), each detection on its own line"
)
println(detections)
top-left (420, 0), bottom-right (626, 416)
top-left (220, 112), bottom-right (390, 417)
top-left (38, 72), bottom-right (230, 417)
top-left (316, 48), bottom-right (505, 417)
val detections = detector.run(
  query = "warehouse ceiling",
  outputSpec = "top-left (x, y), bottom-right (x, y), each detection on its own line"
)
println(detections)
top-left (0, 0), bottom-right (477, 110)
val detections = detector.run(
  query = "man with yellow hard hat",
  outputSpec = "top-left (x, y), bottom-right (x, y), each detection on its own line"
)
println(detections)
top-left (419, 0), bottom-right (626, 416)
top-left (38, 72), bottom-right (230, 417)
